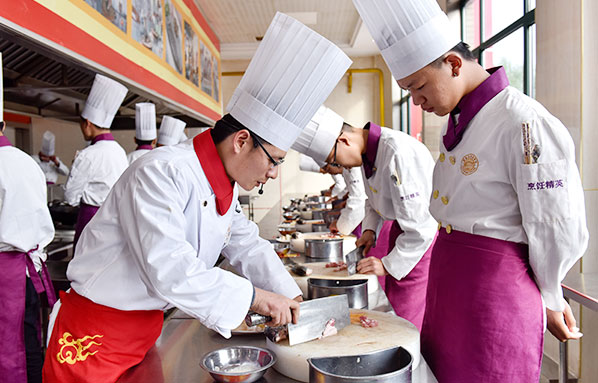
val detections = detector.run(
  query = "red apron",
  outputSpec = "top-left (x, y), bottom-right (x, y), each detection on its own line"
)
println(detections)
top-left (384, 221), bottom-right (435, 330)
top-left (0, 250), bottom-right (56, 383)
top-left (73, 202), bottom-right (100, 249)
top-left (352, 221), bottom-right (393, 289)
top-left (421, 228), bottom-right (543, 382)
top-left (42, 290), bottom-right (163, 383)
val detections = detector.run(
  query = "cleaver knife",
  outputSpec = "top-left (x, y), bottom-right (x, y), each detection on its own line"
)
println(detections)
top-left (345, 246), bottom-right (365, 276)
top-left (245, 295), bottom-right (350, 346)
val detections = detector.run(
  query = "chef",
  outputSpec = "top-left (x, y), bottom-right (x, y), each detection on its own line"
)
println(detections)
top-left (32, 131), bottom-right (69, 184)
top-left (126, 103), bottom-right (157, 164)
top-left (42, 12), bottom-right (351, 382)
top-left (64, 74), bottom-right (129, 248)
top-left (156, 115), bottom-right (185, 147)
top-left (293, 106), bottom-right (366, 236)
top-left (294, 104), bottom-right (437, 329)
top-left (0, 53), bottom-right (56, 383)
top-left (353, 0), bottom-right (588, 381)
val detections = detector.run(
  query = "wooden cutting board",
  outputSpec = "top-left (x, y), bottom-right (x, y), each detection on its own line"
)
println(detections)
top-left (290, 262), bottom-right (379, 298)
top-left (267, 309), bottom-right (420, 382)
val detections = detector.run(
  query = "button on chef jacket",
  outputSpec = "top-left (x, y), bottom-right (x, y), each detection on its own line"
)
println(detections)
top-left (431, 77), bottom-right (588, 312)
top-left (0, 138), bottom-right (54, 270)
top-left (63, 138), bottom-right (128, 207)
top-left (32, 154), bottom-right (69, 184)
top-left (361, 126), bottom-right (437, 280)
top-left (67, 133), bottom-right (302, 337)
top-left (336, 167), bottom-right (366, 235)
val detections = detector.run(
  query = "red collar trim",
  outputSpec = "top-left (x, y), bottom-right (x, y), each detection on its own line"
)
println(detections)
top-left (193, 130), bottom-right (234, 215)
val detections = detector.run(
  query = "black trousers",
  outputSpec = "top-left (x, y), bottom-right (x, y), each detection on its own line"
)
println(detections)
top-left (24, 277), bottom-right (42, 383)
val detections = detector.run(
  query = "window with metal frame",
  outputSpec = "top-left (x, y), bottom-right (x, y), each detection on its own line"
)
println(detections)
top-left (392, 0), bottom-right (536, 139)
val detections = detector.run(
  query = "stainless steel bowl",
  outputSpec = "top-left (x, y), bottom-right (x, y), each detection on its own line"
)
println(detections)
top-left (306, 202), bottom-right (333, 210)
top-left (305, 237), bottom-right (343, 259)
top-left (200, 346), bottom-right (276, 383)
top-left (308, 278), bottom-right (368, 309)
top-left (306, 195), bottom-right (327, 203)
top-left (308, 346), bottom-right (413, 382)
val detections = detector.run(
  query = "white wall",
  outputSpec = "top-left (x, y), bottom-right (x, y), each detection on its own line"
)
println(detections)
top-left (222, 56), bottom-right (393, 226)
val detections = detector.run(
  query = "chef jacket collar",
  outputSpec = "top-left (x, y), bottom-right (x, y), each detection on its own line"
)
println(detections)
top-left (362, 122), bottom-right (382, 179)
top-left (193, 130), bottom-right (234, 216)
top-left (0, 136), bottom-right (12, 147)
top-left (135, 144), bottom-right (153, 151)
top-left (91, 132), bottom-right (116, 145)
top-left (443, 66), bottom-right (509, 151)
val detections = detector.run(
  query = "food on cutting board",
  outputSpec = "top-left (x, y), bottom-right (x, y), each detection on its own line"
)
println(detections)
top-left (290, 265), bottom-right (313, 276)
top-left (350, 311), bottom-right (379, 328)
top-left (318, 318), bottom-right (338, 339)
top-left (325, 261), bottom-right (347, 271)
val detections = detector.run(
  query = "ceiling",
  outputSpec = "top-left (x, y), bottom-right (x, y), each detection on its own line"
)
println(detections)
top-left (194, 0), bottom-right (381, 60)
top-left (194, 0), bottom-right (461, 60)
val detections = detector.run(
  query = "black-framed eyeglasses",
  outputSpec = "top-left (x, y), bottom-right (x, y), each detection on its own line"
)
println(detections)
top-left (328, 133), bottom-right (342, 168)
top-left (250, 132), bottom-right (285, 169)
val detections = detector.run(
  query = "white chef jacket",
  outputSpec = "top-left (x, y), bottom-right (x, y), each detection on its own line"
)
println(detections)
top-left (0, 145), bottom-right (54, 270)
top-left (331, 173), bottom-right (347, 198)
top-left (361, 128), bottom-right (437, 280)
top-left (32, 154), bottom-right (69, 184)
top-left (67, 137), bottom-right (301, 338)
top-left (335, 167), bottom-right (366, 235)
top-left (126, 148), bottom-right (151, 165)
top-left (64, 140), bottom-right (128, 206)
top-left (431, 86), bottom-right (588, 312)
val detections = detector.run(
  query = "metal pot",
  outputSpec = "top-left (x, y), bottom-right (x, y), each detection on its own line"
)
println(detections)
top-left (305, 238), bottom-right (343, 259)
top-left (311, 209), bottom-right (327, 220)
top-left (308, 346), bottom-right (413, 383)
top-left (312, 223), bottom-right (329, 232)
top-left (307, 278), bottom-right (368, 309)
top-left (306, 202), bottom-right (332, 210)
top-left (306, 195), bottom-right (327, 203)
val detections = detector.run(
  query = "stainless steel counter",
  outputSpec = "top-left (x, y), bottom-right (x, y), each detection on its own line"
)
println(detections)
top-left (117, 314), bottom-right (437, 382)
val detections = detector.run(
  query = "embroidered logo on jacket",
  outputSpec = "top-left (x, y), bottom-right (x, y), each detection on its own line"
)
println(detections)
top-left (56, 332), bottom-right (104, 365)
top-left (460, 154), bottom-right (479, 176)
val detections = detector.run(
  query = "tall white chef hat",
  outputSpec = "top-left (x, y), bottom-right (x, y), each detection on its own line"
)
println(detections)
top-left (41, 131), bottom-right (56, 156)
top-left (299, 154), bottom-right (323, 173)
top-left (352, 0), bottom-right (459, 80)
top-left (135, 103), bottom-right (157, 140)
top-left (81, 74), bottom-right (128, 128)
top-left (226, 12), bottom-right (352, 151)
top-left (178, 129), bottom-right (188, 143)
top-left (291, 106), bottom-right (343, 167)
top-left (158, 116), bottom-right (186, 146)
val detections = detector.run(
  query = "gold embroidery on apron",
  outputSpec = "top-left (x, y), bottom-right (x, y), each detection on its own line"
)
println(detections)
top-left (56, 332), bottom-right (104, 365)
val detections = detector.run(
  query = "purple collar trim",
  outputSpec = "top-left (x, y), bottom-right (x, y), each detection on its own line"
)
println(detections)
top-left (443, 66), bottom-right (509, 151)
top-left (362, 122), bottom-right (382, 179)
top-left (0, 136), bottom-right (12, 147)
top-left (136, 144), bottom-right (153, 151)
top-left (91, 133), bottom-right (115, 145)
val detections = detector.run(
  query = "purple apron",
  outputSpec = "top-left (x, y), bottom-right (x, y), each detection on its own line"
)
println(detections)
top-left (73, 202), bottom-right (99, 249)
top-left (0, 250), bottom-right (56, 383)
top-left (385, 221), bottom-right (434, 331)
top-left (352, 221), bottom-right (393, 290)
top-left (421, 228), bottom-right (543, 382)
